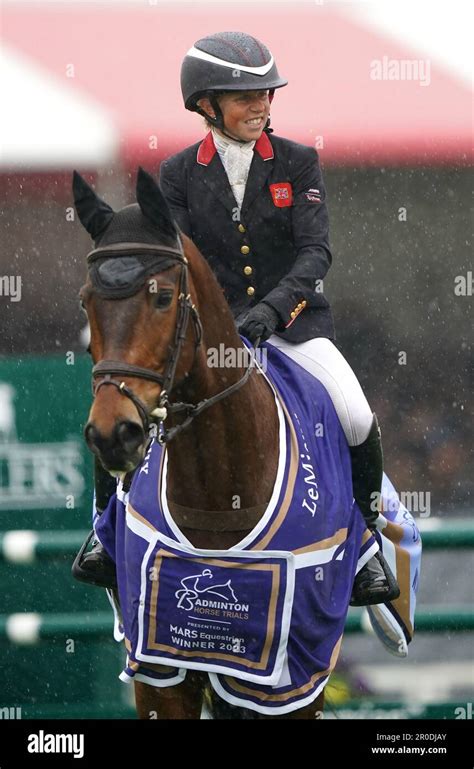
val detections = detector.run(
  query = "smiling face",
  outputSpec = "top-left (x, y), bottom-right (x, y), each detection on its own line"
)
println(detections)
top-left (197, 89), bottom-right (271, 142)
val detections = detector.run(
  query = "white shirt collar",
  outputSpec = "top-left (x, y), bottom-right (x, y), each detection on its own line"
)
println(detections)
top-left (211, 128), bottom-right (256, 154)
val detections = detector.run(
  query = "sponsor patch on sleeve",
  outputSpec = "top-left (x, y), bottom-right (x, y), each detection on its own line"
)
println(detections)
top-left (304, 188), bottom-right (322, 203)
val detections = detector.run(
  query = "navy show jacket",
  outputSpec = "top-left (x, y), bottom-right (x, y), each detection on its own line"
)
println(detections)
top-left (159, 130), bottom-right (335, 343)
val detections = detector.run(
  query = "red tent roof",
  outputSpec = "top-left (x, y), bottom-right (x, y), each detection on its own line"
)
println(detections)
top-left (3, 4), bottom-right (471, 166)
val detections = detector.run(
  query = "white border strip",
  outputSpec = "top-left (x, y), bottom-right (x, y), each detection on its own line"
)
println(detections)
top-left (367, 604), bottom-right (408, 658)
top-left (354, 540), bottom-right (379, 575)
top-left (294, 542), bottom-right (347, 570)
top-left (209, 668), bottom-right (328, 716)
top-left (160, 382), bottom-right (287, 551)
top-left (119, 667), bottom-right (186, 687)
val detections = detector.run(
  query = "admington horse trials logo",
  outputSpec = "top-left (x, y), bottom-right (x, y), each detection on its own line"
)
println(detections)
top-left (175, 568), bottom-right (249, 617)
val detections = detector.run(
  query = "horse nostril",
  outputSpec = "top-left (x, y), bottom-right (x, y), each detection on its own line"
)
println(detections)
top-left (84, 422), bottom-right (99, 448)
top-left (115, 421), bottom-right (145, 454)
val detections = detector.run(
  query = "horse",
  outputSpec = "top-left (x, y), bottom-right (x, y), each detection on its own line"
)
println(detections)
top-left (72, 167), bottom-right (361, 719)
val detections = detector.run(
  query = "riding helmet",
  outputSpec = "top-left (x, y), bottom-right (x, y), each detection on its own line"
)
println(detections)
top-left (181, 31), bottom-right (288, 136)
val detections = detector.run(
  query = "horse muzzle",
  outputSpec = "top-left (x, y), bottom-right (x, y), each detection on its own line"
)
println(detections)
top-left (84, 419), bottom-right (147, 473)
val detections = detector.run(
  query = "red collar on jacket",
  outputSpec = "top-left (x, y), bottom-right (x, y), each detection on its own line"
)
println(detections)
top-left (196, 130), bottom-right (274, 166)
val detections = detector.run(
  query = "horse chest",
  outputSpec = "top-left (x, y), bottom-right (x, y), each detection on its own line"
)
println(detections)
top-left (179, 528), bottom-right (253, 550)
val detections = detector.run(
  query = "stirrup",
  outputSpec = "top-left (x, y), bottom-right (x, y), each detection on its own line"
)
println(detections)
top-left (350, 551), bottom-right (400, 607)
top-left (71, 530), bottom-right (117, 589)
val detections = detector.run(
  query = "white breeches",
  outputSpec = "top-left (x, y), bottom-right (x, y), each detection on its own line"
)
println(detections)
top-left (267, 336), bottom-right (373, 447)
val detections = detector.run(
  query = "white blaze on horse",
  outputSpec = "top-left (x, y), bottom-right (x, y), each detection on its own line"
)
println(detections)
top-left (72, 169), bottom-right (421, 719)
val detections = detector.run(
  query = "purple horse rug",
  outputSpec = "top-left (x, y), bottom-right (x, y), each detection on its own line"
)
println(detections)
top-left (96, 341), bottom-right (421, 715)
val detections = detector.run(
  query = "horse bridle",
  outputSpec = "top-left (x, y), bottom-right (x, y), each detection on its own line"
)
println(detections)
top-left (87, 241), bottom-right (259, 444)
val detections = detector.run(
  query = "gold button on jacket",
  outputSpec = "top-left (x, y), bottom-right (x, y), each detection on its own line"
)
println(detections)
top-left (243, 266), bottom-right (253, 276)
top-left (246, 286), bottom-right (255, 296)
top-left (240, 245), bottom-right (250, 255)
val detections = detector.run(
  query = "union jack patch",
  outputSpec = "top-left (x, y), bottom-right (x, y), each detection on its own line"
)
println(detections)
top-left (270, 182), bottom-right (293, 207)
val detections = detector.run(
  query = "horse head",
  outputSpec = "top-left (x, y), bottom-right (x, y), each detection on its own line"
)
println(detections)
top-left (73, 168), bottom-right (204, 475)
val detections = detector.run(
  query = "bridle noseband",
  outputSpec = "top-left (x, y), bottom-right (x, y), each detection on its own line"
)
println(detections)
top-left (87, 241), bottom-right (259, 444)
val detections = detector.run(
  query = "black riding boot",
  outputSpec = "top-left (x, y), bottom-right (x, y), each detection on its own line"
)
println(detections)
top-left (72, 458), bottom-right (118, 589)
top-left (349, 414), bottom-right (400, 606)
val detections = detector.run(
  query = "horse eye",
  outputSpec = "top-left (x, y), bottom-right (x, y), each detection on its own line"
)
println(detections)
top-left (154, 289), bottom-right (174, 310)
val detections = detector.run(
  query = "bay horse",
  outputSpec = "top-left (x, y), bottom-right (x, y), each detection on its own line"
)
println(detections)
top-left (73, 167), bottom-right (326, 719)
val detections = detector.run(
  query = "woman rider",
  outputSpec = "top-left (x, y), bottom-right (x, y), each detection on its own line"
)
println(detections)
top-left (76, 31), bottom-right (399, 606)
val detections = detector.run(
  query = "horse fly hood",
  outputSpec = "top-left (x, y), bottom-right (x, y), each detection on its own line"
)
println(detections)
top-left (73, 169), bottom-right (200, 433)
top-left (87, 246), bottom-right (180, 300)
top-left (73, 169), bottom-right (184, 300)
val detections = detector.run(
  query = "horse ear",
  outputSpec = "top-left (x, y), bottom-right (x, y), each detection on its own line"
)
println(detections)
top-left (72, 171), bottom-right (114, 240)
top-left (136, 167), bottom-right (178, 240)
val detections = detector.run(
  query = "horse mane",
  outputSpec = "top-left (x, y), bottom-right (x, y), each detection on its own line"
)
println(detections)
top-left (180, 231), bottom-right (240, 343)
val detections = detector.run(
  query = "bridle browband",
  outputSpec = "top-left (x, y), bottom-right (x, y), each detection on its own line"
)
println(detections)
top-left (87, 241), bottom-right (259, 444)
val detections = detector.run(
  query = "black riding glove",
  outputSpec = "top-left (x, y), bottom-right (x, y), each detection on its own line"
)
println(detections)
top-left (237, 302), bottom-right (280, 344)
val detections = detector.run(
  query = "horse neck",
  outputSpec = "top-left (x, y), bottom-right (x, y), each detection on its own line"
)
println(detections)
top-left (164, 239), bottom-right (279, 512)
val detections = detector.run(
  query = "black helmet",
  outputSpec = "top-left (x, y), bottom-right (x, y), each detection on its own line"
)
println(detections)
top-left (181, 31), bottom-right (288, 140)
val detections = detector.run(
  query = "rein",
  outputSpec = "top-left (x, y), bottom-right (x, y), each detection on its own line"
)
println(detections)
top-left (88, 242), bottom-right (260, 444)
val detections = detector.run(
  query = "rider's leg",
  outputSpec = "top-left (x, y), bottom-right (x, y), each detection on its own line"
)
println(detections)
top-left (268, 336), bottom-right (372, 445)
top-left (72, 457), bottom-right (117, 588)
top-left (267, 335), bottom-right (399, 605)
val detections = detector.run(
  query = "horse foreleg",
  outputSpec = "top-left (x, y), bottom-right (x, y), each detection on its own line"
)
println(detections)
top-left (134, 671), bottom-right (206, 719)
